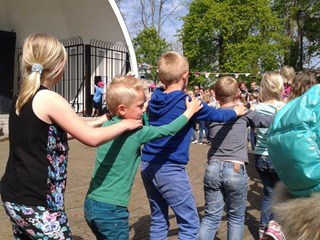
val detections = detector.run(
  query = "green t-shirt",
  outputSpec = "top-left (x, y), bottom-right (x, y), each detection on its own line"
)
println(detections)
top-left (86, 114), bottom-right (188, 207)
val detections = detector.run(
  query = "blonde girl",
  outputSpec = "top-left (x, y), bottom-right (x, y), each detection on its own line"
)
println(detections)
top-left (0, 33), bottom-right (142, 239)
top-left (254, 71), bottom-right (285, 239)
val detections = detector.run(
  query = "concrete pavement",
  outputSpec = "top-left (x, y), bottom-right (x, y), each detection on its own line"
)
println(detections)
top-left (0, 136), bottom-right (263, 239)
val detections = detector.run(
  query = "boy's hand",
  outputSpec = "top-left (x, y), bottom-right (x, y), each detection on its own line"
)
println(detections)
top-left (184, 97), bottom-right (203, 119)
top-left (234, 103), bottom-right (248, 116)
top-left (121, 119), bottom-right (143, 131)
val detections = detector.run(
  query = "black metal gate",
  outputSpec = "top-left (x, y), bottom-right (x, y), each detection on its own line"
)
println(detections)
top-left (0, 30), bottom-right (16, 114)
top-left (88, 39), bottom-right (130, 86)
top-left (12, 36), bottom-right (131, 115)
top-left (59, 36), bottom-right (85, 114)
top-left (59, 37), bottom-right (130, 115)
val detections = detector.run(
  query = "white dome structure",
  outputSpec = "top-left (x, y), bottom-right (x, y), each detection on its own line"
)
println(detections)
top-left (0, 0), bottom-right (137, 114)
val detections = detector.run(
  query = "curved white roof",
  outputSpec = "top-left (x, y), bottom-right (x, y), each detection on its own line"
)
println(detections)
top-left (0, 0), bottom-right (138, 75)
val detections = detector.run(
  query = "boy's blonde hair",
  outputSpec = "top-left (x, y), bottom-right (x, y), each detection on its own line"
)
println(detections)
top-left (214, 76), bottom-right (238, 104)
top-left (280, 65), bottom-right (296, 85)
top-left (259, 71), bottom-right (284, 102)
top-left (106, 76), bottom-right (146, 115)
top-left (157, 51), bottom-right (189, 84)
top-left (16, 33), bottom-right (67, 115)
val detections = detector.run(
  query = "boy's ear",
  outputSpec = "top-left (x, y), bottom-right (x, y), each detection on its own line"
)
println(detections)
top-left (182, 71), bottom-right (189, 86)
top-left (118, 104), bottom-right (126, 117)
top-left (182, 71), bottom-right (189, 80)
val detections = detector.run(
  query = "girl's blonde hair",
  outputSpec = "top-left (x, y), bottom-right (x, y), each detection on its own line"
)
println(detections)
top-left (16, 33), bottom-right (67, 114)
top-left (259, 71), bottom-right (284, 102)
top-left (106, 76), bottom-right (146, 115)
top-left (157, 51), bottom-right (189, 84)
top-left (280, 65), bottom-right (296, 85)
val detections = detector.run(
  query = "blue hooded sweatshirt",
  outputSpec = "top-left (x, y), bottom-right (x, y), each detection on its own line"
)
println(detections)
top-left (141, 88), bottom-right (237, 165)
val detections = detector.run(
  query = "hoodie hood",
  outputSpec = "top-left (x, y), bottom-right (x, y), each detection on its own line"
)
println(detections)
top-left (148, 87), bottom-right (186, 121)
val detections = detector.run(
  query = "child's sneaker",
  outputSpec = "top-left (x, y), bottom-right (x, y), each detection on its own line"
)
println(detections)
top-left (265, 220), bottom-right (286, 240)
top-left (259, 228), bottom-right (266, 240)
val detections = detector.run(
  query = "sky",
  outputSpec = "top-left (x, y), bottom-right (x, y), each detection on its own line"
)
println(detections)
top-left (118, 0), bottom-right (190, 50)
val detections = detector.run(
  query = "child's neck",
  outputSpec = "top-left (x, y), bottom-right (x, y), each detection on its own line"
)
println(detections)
top-left (164, 81), bottom-right (184, 93)
top-left (219, 101), bottom-right (236, 108)
top-left (263, 99), bottom-right (279, 104)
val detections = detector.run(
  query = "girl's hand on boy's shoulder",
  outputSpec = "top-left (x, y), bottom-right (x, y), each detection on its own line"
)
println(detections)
top-left (121, 119), bottom-right (143, 131)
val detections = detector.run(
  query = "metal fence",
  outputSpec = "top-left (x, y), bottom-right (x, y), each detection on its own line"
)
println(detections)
top-left (58, 37), bottom-right (130, 114)
top-left (59, 36), bottom-right (85, 113)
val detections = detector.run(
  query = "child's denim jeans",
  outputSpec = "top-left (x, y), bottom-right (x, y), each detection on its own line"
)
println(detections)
top-left (141, 161), bottom-right (199, 240)
top-left (84, 197), bottom-right (129, 240)
top-left (199, 159), bottom-right (248, 240)
top-left (255, 154), bottom-right (280, 231)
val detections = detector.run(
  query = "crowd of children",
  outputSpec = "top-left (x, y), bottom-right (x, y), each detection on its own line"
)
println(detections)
top-left (1, 33), bottom-right (319, 240)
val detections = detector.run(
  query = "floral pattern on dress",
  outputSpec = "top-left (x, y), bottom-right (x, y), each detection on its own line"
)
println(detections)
top-left (46, 124), bottom-right (69, 211)
top-left (3, 202), bottom-right (72, 239)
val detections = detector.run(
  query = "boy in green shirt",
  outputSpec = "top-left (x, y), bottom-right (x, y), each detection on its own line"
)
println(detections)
top-left (84, 76), bottom-right (202, 240)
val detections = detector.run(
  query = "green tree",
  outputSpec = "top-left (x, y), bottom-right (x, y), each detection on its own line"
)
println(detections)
top-left (133, 27), bottom-right (171, 81)
top-left (180, 0), bottom-right (290, 76)
top-left (272, 0), bottom-right (320, 70)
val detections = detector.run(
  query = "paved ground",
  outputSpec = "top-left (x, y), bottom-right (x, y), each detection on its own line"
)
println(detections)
top-left (0, 128), bottom-right (263, 239)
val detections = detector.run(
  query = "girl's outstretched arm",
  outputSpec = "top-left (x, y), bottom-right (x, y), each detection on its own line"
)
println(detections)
top-left (34, 90), bottom-right (142, 147)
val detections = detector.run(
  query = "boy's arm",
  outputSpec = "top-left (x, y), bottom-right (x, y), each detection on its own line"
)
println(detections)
top-left (246, 110), bottom-right (274, 128)
top-left (138, 97), bottom-right (202, 143)
top-left (196, 102), bottom-right (247, 122)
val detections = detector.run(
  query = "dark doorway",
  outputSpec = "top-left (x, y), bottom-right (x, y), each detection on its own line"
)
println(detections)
top-left (0, 30), bottom-right (16, 114)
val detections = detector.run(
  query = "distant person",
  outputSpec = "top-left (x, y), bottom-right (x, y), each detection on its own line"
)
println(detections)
top-left (249, 89), bottom-right (260, 150)
top-left (208, 85), bottom-right (219, 108)
top-left (251, 81), bottom-right (260, 92)
top-left (0, 33), bottom-right (142, 239)
top-left (140, 51), bottom-right (247, 239)
top-left (84, 76), bottom-right (203, 239)
top-left (194, 85), bottom-right (201, 99)
top-left (199, 76), bottom-right (273, 240)
top-left (279, 65), bottom-right (296, 102)
top-left (239, 81), bottom-right (249, 102)
top-left (91, 81), bottom-right (105, 117)
top-left (254, 71), bottom-right (285, 240)
top-left (287, 71), bottom-right (317, 102)
top-left (186, 90), bottom-right (199, 143)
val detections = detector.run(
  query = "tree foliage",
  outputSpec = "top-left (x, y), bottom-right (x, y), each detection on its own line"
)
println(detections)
top-left (180, 0), bottom-right (290, 74)
top-left (271, 0), bottom-right (320, 69)
top-left (133, 27), bottom-right (171, 80)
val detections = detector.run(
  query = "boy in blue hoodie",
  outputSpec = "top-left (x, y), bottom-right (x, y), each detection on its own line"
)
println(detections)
top-left (84, 76), bottom-right (203, 240)
top-left (140, 51), bottom-right (247, 239)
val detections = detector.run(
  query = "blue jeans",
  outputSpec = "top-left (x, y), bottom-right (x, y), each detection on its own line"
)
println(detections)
top-left (255, 154), bottom-right (280, 230)
top-left (192, 130), bottom-right (197, 141)
top-left (84, 197), bottom-right (129, 240)
top-left (141, 161), bottom-right (199, 240)
top-left (199, 160), bottom-right (248, 240)
top-left (199, 121), bottom-right (208, 142)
